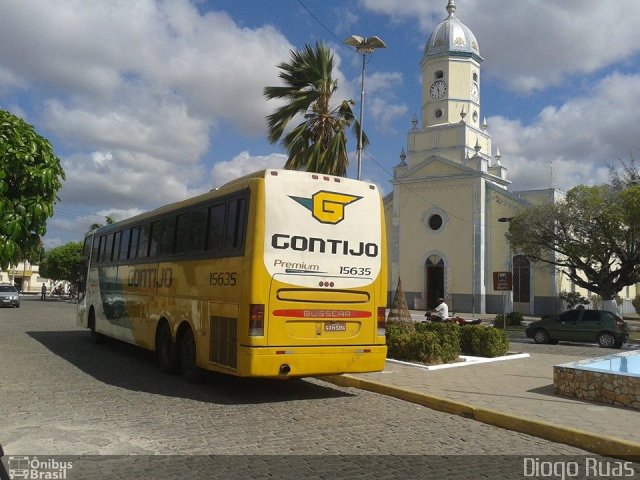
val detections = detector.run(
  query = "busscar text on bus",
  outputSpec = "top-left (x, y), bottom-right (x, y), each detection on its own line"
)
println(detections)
top-left (77, 169), bottom-right (388, 381)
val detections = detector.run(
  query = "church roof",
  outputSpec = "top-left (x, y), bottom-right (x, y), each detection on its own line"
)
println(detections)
top-left (423, 0), bottom-right (482, 61)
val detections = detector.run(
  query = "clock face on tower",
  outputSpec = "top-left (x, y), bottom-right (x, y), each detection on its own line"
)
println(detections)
top-left (471, 82), bottom-right (479, 102)
top-left (429, 80), bottom-right (447, 100)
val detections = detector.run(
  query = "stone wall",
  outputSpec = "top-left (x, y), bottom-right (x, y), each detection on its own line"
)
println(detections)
top-left (554, 366), bottom-right (640, 410)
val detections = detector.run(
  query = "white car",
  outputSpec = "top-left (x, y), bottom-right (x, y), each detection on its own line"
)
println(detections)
top-left (0, 283), bottom-right (20, 308)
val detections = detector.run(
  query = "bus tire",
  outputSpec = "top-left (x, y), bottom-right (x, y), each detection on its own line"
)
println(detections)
top-left (180, 327), bottom-right (202, 383)
top-left (88, 309), bottom-right (105, 344)
top-left (156, 322), bottom-right (180, 374)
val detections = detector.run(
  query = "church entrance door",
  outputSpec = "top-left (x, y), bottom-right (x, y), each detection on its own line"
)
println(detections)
top-left (425, 256), bottom-right (445, 310)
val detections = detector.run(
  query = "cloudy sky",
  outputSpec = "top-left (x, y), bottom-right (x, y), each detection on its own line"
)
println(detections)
top-left (2, 0), bottom-right (640, 247)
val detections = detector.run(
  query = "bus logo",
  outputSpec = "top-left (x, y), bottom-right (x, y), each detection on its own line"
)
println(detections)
top-left (290, 191), bottom-right (362, 225)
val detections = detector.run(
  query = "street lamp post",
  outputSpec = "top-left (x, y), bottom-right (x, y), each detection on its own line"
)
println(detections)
top-left (498, 217), bottom-right (514, 329)
top-left (343, 35), bottom-right (386, 180)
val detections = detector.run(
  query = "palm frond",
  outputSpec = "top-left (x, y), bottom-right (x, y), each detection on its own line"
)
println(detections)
top-left (263, 41), bottom-right (365, 176)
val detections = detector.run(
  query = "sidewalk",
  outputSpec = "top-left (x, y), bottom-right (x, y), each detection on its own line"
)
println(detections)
top-left (323, 340), bottom-right (640, 460)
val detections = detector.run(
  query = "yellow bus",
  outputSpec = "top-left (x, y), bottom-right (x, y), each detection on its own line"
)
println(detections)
top-left (77, 169), bottom-right (387, 381)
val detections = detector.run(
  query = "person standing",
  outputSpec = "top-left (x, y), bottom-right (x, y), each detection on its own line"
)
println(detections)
top-left (41, 283), bottom-right (47, 301)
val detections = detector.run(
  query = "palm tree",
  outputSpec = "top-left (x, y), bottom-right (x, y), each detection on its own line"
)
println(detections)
top-left (264, 42), bottom-right (367, 177)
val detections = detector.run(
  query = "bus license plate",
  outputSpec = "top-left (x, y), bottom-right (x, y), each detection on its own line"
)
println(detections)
top-left (324, 322), bottom-right (346, 332)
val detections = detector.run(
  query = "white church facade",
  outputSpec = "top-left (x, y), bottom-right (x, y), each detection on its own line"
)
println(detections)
top-left (384, 0), bottom-right (565, 316)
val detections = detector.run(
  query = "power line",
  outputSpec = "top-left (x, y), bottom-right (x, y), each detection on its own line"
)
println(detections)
top-left (296, 0), bottom-right (347, 48)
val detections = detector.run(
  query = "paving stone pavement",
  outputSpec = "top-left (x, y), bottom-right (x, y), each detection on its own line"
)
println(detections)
top-left (348, 336), bottom-right (640, 448)
top-left (1, 298), bottom-right (638, 479)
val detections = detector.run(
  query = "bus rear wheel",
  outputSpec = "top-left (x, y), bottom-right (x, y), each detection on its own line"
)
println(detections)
top-left (88, 310), bottom-right (104, 344)
top-left (180, 328), bottom-right (202, 383)
top-left (156, 322), bottom-right (180, 374)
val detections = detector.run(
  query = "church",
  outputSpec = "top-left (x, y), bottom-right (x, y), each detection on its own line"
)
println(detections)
top-left (384, 0), bottom-right (563, 316)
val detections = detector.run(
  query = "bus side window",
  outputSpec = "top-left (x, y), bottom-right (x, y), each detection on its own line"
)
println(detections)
top-left (94, 236), bottom-right (103, 264)
top-left (160, 216), bottom-right (177, 256)
top-left (206, 204), bottom-right (225, 252)
top-left (148, 220), bottom-right (162, 258)
top-left (188, 207), bottom-right (208, 252)
top-left (83, 236), bottom-right (93, 259)
top-left (224, 197), bottom-right (247, 250)
top-left (119, 229), bottom-right (131, 261)
top-left (112, 231), bottom-right (122, 262)
top-left (99, 235), bottom-right (108, 264)
top-left (175, 213), bottom-right (189, 254)
top-left (104, 234), bottom-right (114, 264)
top-left (138, 224), bottom-right (150, 259)
top-left (129, 227), bottom-right (140, 260)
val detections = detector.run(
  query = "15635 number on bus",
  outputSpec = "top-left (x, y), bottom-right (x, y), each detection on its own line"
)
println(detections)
top-left (339, 266), bottom-right (371, 276)
top-left (209, 272), bottom-right (237, 286)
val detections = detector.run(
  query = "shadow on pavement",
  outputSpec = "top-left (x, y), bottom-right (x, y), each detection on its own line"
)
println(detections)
top-left (27, 330), bottom-right (354, 405)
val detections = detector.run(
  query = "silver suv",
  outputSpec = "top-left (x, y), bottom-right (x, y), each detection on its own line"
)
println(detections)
top-left (0, 283), bottom-right (20, 308)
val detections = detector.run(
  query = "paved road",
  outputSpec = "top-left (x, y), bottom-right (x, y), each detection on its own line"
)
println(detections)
top-left (0, 298), bottom-right (620, 479)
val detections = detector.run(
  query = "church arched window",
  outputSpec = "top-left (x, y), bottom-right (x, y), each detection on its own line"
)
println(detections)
top-left (435, 70), bottom-right (444, 80)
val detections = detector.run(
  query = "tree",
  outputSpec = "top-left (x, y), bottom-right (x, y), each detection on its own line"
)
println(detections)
top-left (263, 42), bottom-right (367, 177)
top-left (38, 241), bottom-right (83, 283)
top-left (609, 156), bottom-right (640, 190)
top-left (0, 110), bottom-right (65, 270)
top-left (506, 184), bottom-right (640, 303)
top-left (89, 214), bottom-right (116, 232)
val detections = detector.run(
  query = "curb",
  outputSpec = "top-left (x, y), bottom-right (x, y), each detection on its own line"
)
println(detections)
top-left (321, 374), bottom-right (640, 461)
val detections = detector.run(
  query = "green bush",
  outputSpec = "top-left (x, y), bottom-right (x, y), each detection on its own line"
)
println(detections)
top-left (386, 331), bottom-right (415, 361)
top-left (415, 322), bottom-right (460, 363)
top-left (460, 326), bottom-right (509, 357)
top-left (386, 320), bottom-right (508, 362)
top-left (493, 311), bottom-right (523, 327)
top-left (385, 320), bottom-right (415, 339)
top-left (477, 327), bottom-right (510, 357)
top-left (386, 321), bottom-right (460, 364)
top-left (459, 326), bottom-right (476, 354)
top-left (559, 291), bottom-right (589, 309)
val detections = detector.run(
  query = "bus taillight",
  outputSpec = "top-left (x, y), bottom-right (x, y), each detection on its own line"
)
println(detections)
top-left (249, 304), bottom-right (265, 336)
top-left (377, 307), bottom-right (386, 336)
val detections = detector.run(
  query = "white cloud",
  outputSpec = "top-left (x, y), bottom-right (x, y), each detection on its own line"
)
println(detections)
top-left (490, 73), bottom-right (640, 191)
top-left (0, 0), bottom-right (294, 143)
top-left (42, 95), bottom-right (209, 165)
top-left (364, 72), bottom-right (408, 132)
top-left (0, 0), bottom-right (300, 243)
top-left (211, 151), bottom-right (287, 188)
top-left (360, 0), bottom-right (640, 92)
top-left (59, 149), bottom-right (205, 209)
